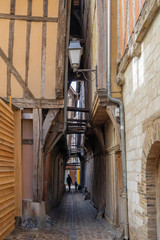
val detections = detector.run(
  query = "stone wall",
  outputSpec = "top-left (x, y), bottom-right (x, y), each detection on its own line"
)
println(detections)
top-left (84, 116), bottom-right (122, 226)
top-left (84, 136), bottom-right (106, 208)
top-left (123, 10), bottom-right (160, 239)
top-left (105, 119), bottom-right (121, 226)
top-left (84, 148), bottom-right (94, 200)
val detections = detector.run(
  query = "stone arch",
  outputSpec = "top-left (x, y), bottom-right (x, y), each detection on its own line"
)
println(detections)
top-left (140, 118), bottom-right (160, 239)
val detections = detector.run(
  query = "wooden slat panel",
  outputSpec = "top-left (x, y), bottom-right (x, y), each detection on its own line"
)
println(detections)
top-left (1, 224), bottom-right (15, 240)
top-left (0, 193), bottom-right (14, 204)
top-left (0, 172), bottom-right (14, 177)
top-left (0, 144), bottom-right (14, 153)
top-left (0, 187), bottom-right (14, 197)
top-left (0, 198), bottom-right (14, 211)
top-left (0, 158), bottom-right (14, 163)
top-left (0, 99), bottom-right (13, 114)
top-left (0, 108), bottom-right (14, 122)
top-left (0, 99), bottom-right (15, 239)
top-left (0, 113), bottom-right (14, 128)
top-left (0, 132), bottom-right (14, 144)
top-left (0, 120), bottom-right (14, 134)
top-left (0, 117), bottom-right (14, 131)
top-left (0, 215), bottom-right (15, 232)
top-left (0, 167), bottom-right (14, 172)
top-left (0, 209), bottom-right (15, 224)
top-left (0, 176), bottom-right (14, 185)
top-left (0, 128), bottom-right (14, 139)
top-left (2, 220), bottom-right (14, 236)
top-left (0, 139), bottom-right (14, 149)
top-left (0, 105), bottom-right (14, 120)
top-left (0, 164), bottom-right (14, 169)
top-left (0, 150), bottom-right (14, 158)
top-left (0, 203), bottom-right (15, 218)
top-left (0, 183), bottom-right (14, 192)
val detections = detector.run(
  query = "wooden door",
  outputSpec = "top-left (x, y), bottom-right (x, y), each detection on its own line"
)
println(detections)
top-left (116, 152), bottom-right (123, 226)
top-left (156, 156), bottom-right (160, 239)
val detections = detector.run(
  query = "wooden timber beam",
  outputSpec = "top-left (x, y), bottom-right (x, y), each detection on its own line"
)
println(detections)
top-left (70, 150), bottom-right (82, 153)
top-left (33, 109), bottom-right (42, 202)
top-left (14, 110), bottom-right (22, 217)
top-left (66, 164), bottom-right (81, 167)
top-left (6, 98), bottom-right (64, 109)
top-left (67, 123), bottom-right (86, 126)
top-left (67, 131), bottom-right (85, 134)
top-left (41, 0), bottom-right (48, 98)
top-left (50, 122), bottom-right (64, 132)
top-left (0, 47), bottom-right (34, 99)
top-left (67, 123), bottom-right (86, 128)
top-left (67, 107), bottom-right (89, 112)
top-left (55, 0), bottom-right (67, 99)
top-left (70, 147), bottom-right (83, 151)
top-left (42, 109), bottom-right (59, 144)
top-left (67, 118), bottom-right (88, 122)
top-left (0, 13), bottom-right (58, 22)
top-left (7, 2), bottom-right (15, 97)
top-left (96, 0), bottom-right (107, 89)
top-left (67, 125), bottom-right (86, 129)
top-left (44, 132), bottom-right (59, 153)
top-left (24, 0), bottom-right (32, 96)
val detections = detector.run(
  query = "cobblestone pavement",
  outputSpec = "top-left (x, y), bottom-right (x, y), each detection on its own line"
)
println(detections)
top-left (5, 191), bottom-right (117, 240)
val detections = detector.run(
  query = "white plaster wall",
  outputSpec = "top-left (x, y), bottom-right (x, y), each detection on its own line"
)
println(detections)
top-left (123, 11), bottom-right (160, 232)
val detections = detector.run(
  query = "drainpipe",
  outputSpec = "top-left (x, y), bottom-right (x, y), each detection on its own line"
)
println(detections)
top-left (47, 0), bottom-right (71, 153)
top-left (107, 1), bottom-right (129, 239)
top-left (63, 0), bottom-right (71, 134)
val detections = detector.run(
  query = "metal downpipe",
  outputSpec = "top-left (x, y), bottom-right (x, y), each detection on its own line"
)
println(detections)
top-left (107, 0), bottom-right (129, 239)
top-left (63, 0), bottom-right (72, 134)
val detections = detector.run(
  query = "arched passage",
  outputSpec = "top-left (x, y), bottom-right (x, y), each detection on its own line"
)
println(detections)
top-left (140, 118), bottom-right (160, 239)
top-left (146, 141), bottom-right (160, 239)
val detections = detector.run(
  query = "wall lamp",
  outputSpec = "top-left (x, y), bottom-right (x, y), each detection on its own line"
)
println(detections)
top-left (68, 38), bottom-right (97, 82)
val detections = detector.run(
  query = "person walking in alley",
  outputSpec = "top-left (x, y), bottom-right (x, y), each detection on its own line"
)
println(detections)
top-left (75, 180), bottom-right (78, 191)
top-left (67, 174), bottom-right (72, 192)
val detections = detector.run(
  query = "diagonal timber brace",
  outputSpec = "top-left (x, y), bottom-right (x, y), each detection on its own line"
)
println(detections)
top-left (0, 47), bottom-right (35, 99)
top-left (42, 109), bottom-right (59, 144)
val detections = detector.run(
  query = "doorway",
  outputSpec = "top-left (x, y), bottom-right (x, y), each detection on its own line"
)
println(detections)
top-left (156, 155), bottom-right (160, 239)
top-left (146, 141), bottom-right (160, 239)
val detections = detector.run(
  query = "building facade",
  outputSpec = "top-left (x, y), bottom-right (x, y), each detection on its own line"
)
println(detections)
top-left (81, 0), bottom-right (124, 230)
top-left (1, 0), bottom-right (160, 239)
top-left (0, 0), bottom-right (68, 237)
top-left (117, 0), bottom-right (160, 239)
top-left (82, 0), bottom-right (160, 239)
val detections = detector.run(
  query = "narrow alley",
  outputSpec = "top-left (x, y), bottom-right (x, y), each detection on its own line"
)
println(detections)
top-left (5, 190), bottom-right (116, 240)
top-left (1, 0), bottom-right (160, 239)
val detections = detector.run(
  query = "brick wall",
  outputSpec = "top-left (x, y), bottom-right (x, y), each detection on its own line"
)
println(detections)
top-left (118, 0), bottom-right (145, 56)
top-left (118, 0), bottom-right (146, 57)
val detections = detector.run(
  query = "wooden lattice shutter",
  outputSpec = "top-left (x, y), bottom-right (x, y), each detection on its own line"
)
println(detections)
top-left (0, 99), bottom-right (15, 239)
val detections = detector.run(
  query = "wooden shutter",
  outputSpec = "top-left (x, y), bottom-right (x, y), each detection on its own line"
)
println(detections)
top-left (0, 99), bottom-right (15, 239)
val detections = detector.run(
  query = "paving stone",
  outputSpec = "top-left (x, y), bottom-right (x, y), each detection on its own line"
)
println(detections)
top-left (5, 192), bottom-right (117, 240)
